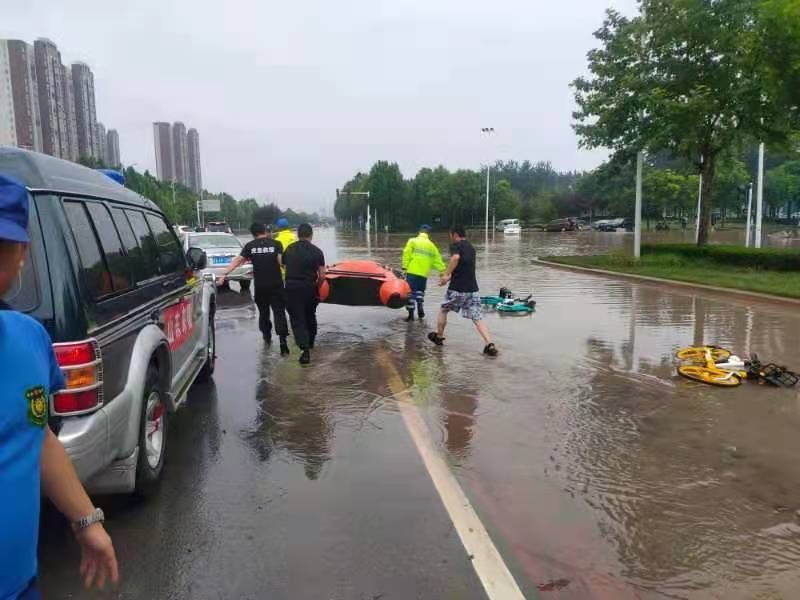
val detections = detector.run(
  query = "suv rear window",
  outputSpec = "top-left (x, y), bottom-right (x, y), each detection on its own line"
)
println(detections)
top-left (63, 201), bottom-right (114, 298)
top-left (85, 202), bottom-right (132, 293)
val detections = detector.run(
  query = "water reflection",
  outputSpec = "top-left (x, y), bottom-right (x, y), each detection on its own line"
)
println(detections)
top-left (242, 227), bottom-right (800, 597)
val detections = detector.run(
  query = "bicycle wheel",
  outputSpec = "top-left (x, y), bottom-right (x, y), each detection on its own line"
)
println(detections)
top-left (678, 365), bottom-right (742, 387)
top-left (676, 346), bottom-right (731, 362)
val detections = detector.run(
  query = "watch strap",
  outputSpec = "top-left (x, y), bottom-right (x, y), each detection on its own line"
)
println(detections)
top-left (74, 507), bottom-right (105, 530)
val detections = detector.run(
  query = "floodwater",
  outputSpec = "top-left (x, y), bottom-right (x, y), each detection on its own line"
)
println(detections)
top-left (327, 228), bottom-right (800, 599)
top-left (37, 227), bottom-right (800, 599)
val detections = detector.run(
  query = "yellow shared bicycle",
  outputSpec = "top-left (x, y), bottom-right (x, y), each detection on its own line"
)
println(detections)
top-left (676, 346), bottom-right (747, 387)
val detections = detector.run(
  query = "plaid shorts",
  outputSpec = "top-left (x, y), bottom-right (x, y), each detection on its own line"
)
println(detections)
top-left (442, 290), bottom-right (483, 321)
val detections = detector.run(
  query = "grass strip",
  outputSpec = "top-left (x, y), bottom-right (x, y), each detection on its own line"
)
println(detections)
top-left (543, 253), bottom-right (800, 299)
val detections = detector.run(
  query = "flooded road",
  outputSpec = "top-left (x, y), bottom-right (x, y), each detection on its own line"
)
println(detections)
top-left (40, 229), bottom-right (800, 599)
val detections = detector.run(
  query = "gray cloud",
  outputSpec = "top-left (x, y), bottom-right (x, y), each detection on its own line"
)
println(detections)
top-left (3, 0), bottom-right (637, 211)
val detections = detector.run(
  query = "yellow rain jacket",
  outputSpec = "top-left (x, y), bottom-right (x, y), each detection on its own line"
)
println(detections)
top-left (274, 228), bottom-right (297, 253)
top-left (274, 228), bottom-right (297, 277)
top-left (402, 232), bottom-right (446, 278)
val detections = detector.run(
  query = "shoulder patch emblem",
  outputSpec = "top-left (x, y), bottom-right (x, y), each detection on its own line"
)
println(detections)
top-left (26, 385), bottom-right (48, 427)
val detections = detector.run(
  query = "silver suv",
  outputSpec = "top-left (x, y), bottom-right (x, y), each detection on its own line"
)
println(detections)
top-left (0, 147), bottom-right (217, 496)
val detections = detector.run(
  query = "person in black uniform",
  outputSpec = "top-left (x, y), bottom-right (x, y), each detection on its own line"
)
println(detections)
top-left (283, 223), bottom-right (326, 365)
top-left (219, 223), bottom-right (290, 355)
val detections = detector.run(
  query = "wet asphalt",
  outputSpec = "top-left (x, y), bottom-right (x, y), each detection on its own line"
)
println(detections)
top-left (39, 286), bottom-right (490, 600)
top-left (38, 229), bottom-right (800, 600)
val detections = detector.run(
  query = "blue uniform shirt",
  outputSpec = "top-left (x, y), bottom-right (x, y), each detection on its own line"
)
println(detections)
top-left (0, 311), bottom-right (64, 599)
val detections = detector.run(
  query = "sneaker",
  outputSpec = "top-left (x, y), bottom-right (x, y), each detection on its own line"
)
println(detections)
top-left (299, 350), bottom-right (311, 365)
top-left (280, 339), bottom-right (290, 356)
top-left (483, 343), bottom-right (499, 357)
top-left (405, 311), bottom-right (415, 322)
top-left (427, 332), bottom-right (445, 346)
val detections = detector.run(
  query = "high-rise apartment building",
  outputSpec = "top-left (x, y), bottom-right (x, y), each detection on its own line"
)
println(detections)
top-left (0, 40), bottom-right (43, 152)
top-left (187, 128), bottom-right (202, 194)
top-left (172, 122), bottom-right (189, 186)
top-left (153, 122), bottom-right (174, 182)
top-left (62, 65), bottom-right (79, 161)
top-left (96, 122), bottom-right (106, 165)
top-left (106, 129), bottom-right (120, 167)
top-left (71, 62), bottom-right (99, 160)
top-left (34, 38), bottom-right (71, 158)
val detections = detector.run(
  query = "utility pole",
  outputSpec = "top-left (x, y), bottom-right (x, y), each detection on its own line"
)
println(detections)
top-left (481, 127), bottom-right (494, 240)
top-left (634, 151), bottom-right (643, 258)
top-left (695, 174), bottom-right (703, 244)
top-left (755, 141), bottom-right (765, 248)
top-left (745, 182), bottom-right (753, 248)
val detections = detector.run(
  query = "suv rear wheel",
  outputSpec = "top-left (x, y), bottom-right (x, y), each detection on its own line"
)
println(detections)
top-left (135, 366), bottom-right (168, 496)
top-left (197, 313), bottom-right (216, 381)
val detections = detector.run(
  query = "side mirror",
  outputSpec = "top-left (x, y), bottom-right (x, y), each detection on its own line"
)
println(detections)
top-left (187, 247), bottom-right (207, 271)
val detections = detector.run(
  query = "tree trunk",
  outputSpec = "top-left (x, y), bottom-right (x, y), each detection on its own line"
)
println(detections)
top-left (697, 153), bottom-right (716, 246)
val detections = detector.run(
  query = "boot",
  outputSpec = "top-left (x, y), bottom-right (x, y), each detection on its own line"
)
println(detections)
top-left (299, 350), bottom-right (311, 365)
top-left (417, 308), bottom-right (425, 320)
top-left (280, 337), bottom-right (290, 356)
top-left (405, 310), bottom-right (415, 322)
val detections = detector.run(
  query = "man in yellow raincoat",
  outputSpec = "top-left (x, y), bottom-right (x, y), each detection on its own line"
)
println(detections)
top-left (401, 225), bottom-right (446, 321)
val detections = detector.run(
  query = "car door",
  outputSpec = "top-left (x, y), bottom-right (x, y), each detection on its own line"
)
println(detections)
top-left (143, 212), bottom-right (204, 393)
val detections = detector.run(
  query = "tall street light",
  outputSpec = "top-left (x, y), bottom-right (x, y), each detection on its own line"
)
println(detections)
top-left (481, 128), bottom-right (494, 240)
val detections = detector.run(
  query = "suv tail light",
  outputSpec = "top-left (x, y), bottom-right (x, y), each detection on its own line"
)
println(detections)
top-left (52, 339), bottom-right (103, 416)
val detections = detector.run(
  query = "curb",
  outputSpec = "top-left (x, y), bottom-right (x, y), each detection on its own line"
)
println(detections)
top-left (533, 257), bottom-right (800, 307)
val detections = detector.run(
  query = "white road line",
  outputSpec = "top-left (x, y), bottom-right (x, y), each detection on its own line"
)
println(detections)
top-left (376, 351), bottom-right (528, 600)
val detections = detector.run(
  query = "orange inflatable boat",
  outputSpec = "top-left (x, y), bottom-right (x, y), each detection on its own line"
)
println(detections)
top-left (318, 260), bottom-right (411, 309)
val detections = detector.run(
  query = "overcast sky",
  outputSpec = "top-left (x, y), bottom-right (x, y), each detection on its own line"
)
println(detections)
top-left (4, 0), bottom-right (637, 212)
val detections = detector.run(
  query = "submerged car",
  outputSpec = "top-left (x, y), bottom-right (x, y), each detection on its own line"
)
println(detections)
top-left (184, 232), bottom-right (253, 291)
top-left (545, 218), bottom-right (579, 232)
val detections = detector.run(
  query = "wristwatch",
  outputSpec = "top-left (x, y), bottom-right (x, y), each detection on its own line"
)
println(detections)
top-left (73, 507), bottom-right (105, 531)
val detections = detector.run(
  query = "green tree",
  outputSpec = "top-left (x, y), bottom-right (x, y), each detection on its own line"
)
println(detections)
top-left (573, 1), bottom-right (800, 245)
top-left (367, 161), bottom-right (405, 229)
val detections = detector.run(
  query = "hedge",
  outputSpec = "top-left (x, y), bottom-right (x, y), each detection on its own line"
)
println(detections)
top-left (642, 244), bottom-right (800, 271)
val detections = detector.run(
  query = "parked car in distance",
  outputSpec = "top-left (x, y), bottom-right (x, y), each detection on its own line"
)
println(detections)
top-left (496, 218), bottom-right (519, 232)
top-left (173, 224), bottom-right (194, 240)
top-left (596, 218), bottom-right (625, 232)
top-left (0, 147), bottom-right (217, 497)
top-left (206, 221), bottom-right (232, 233)
top-left (545, 218), bottom-right (579, 232)
top-left (184, 232), bottom-right (253, 292)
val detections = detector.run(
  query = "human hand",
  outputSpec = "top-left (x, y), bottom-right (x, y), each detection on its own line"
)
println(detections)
top-left (439, 275), bottom-right (450, 286)
top-left (75, 523), bottom-right (119, 590)
top-left (216, 275), bottom-right (226, 286)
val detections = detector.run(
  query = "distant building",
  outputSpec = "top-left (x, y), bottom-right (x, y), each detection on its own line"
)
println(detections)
top-left (96, 122), bottom-right (106, 165)
top-left (34, 38), bottom-right (71, 158)
top-left (62, 65), bottom-right (79, 161)
top-left (0, 40), bottom-right (42, 152)
top-left (71, 62), bottom-right (99, 160)
top-left (106, 128), bottom-right (120, 168)
top-left (153, 122), bottom-right (174, 182)
top-left (172, 121), bottom-right (189, 186)
top-left (187, 128), bottom-right (202, 194)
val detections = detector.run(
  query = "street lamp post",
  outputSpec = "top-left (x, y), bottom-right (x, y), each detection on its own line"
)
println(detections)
top-left (481, 128), bottom-right (494, 240)
top-left (634, 151), bottom-right (643, 258)
top-left (755, 141), bottom-right (765, 248)
top-left (745, 182), bottom-right (754, 248)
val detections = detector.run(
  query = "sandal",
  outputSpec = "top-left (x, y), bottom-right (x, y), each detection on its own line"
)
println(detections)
top-left (427, 332), bottom-right (445, 346)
